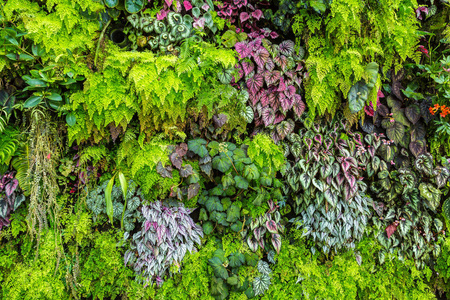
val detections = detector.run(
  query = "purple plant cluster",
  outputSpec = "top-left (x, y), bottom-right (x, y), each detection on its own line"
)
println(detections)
top-left (0, 172), bottom-right (25, 230)
top-left (233, 38), bottom-right (306, 141)
top-left (124, 200), bottom-right (203, 286)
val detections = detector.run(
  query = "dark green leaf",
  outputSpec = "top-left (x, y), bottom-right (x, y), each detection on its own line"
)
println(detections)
top-left (226, 203), bottom-right (240, 223)
top-left (66, 112), bottom-right (76, 126)
top-left (188, 138), bottom-right (208, 158)
top-left (23, 95), bottom-right (43, 108)
top-left (212, 155), bottom-right (232, 173)
top-left (125, 0), bottom-right (145, 13)
top-left (47, 93), bottom-right (62, 101)
top-left (234, 175), bottom-right (249, 189)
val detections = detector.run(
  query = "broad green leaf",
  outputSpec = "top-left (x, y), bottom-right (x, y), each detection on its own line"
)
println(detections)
top-left (229, 253), bottom-right (245, 268)
top-left (443, 199), bottom-right (450, 222)
top-left (188, 138), bottom-right (208, 158)
top-left (386, 122), bottom-right (405, 144)
top-left (222, 173), bottom-right (235, 190)
top-left (209, 257), bottom-right (229, 279)
top-left (47, 93), bottom-right (62, 101)
top-left (203, 221), bottom-right (214, 235)
top-left (26, 79), bottom-right (47, 87)
top-left (226, 203), bottom-right (240, 223)
top-left (212, 155), bottom-right (232, 173)
top-left (125, 0), bottom-right (145, 13)
top-left (243, 164), bottom-right (260, 181)
top-left (205, 196), bottom-right (223, 212)
top-left (66, 112), bottom-right (76, 126)
top-left (419, 183), bottom-right (440, 210)
top-left (234, 175), bottom-right (249, 189)
top-left (23, 95), bottom-right (42, 108)
top-left (105, 0), bottom-right (119, 7)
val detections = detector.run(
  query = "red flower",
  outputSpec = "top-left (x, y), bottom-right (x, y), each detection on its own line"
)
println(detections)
top-left (46, 153), bottom-right (51, 159)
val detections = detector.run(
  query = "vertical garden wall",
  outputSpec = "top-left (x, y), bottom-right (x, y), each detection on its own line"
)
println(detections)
top-left (1, 0), bottom-right (450, 299)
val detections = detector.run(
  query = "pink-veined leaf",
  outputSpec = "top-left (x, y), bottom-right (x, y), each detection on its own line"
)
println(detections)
top-left (273, 111), bottom-right (285, 124)
top-left (260, 90), bottom-right (269, 107)
top-left (273, 54), bottom-right (288, 70)
top-left (252, 9), bottom-right (263, 20)
top-left (240, 12), bottom-right (250, 23)
top-left (280, 94), bottom-right (294, 112)
top-left (235, 41), bottom-right (251, 59)
top-left (252, 47), bottom-right (270, 67)
top-left (272, 233), bottom-right (281, 254)
top-left (293, 97), bottom-right (305, 116)
top-left (266, 220), bottom-right (278, 233)
top-left (265, 58), bottom-right (275, 72)
top-left (249, 38), bottom-right (262, 51)
top-left (258, 238), bottom-right (265, 249)
top-left (324, 138), bottom-right (333, 151)
top-left (262, 107), bottom-right (276, 126)
top-left (304, 137), bottom-right (313, 150)
top-left (265, 70), bottom-right (281, 86)
top-left (246, 74), bottom-right (264, 93)
top-left (336, 172), bottom-right (345, 186)
top-left (277, 77), bottom-right (286, 92)
top-left (314, 134), bottom-right (322, 145)
top-left (343, 183), bottom-right (357, 201)
top-left (284, 85), bottom-right (296, 98)
top-left (341, 160), bottom-right (351, 172)
top-left (242, 61), bottom-right (255, 76)
top-left (279, 40), bottom-right (295, 56)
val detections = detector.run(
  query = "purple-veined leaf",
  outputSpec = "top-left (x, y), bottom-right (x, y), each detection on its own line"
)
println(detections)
top-left (284, 85), bottom-right (296, 98)
top-left (285, 70), bottom-right (295, 79)
top-left (247, 74), bottom-right (264, 93)
top-left (273, 112), bottom-right (285, 124)
top-left (248, 38), bottom-right (262, 51)
top-left (299, 173), bottom-right (311, 189)
top-left (247, 236), bottom-right (259, 252)
top-left (343, 183), bottom-right (357, 201)
top-left (144, 220), bottom-right (152, 233)
top-left (252, 47), bottom-right (270, 67)
top-left (170, 152), bottom-right (182, 169)
top-left (264, 70), bottom-right (281, 86)
top-left (293, 96), bottom-right (305, 116)
top-left (346, 174), bottom-right (356, 188)
top-left (341, 160), bottom-right (351, 172)
top-left (277, 77), bottom-right (286, 92)
top-left (241, 61), bottom-right (255, 76)
top-left (271, 233), bottom-right (281, 254)
top-left (368, 146), bottom-right (375, 157)
top-left (240, 12), bottom-right (250, 23)
top-left (265, 58), bottom-right (275, 72)
top-left (280, 95), bottom-right (294, 112)
top-left (235, 41), bottom-right (251, 59)
top-left (405, 104), bottom-right (421, 124)
top-left (252, 9), bottom-right (263, 20)
top-left (279, 40), bottom-right (295, 56)
top-left (258, 238), bottom-right (265, 249)
top-left (249, 91), bottom-right (259, 106)
top-left (270, 92), bottom-right (281, 111)
top-left (273, 54), bottom-right (288, 70)
top-left (261, 107), bottom-right (275, 126)
top-left (5, 179), bottom-right (18, 197)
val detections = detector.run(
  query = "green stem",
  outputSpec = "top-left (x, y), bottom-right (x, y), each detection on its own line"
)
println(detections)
top-left (94, 20), bottom-right (111, 69)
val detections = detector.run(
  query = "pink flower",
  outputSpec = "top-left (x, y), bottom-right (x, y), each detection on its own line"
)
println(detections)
top-left (46, 153), bottom-right (51, 159)
top-left (417, 45), bottom-right (429, 57)
top-left (157, 9), bottom-right (168, 20)
top-left (183, 0), bottom-right (192, 10)
top-left (390, 160), bottom-right (395, 165)
top-left (416, 6), bottom-right (428, 20)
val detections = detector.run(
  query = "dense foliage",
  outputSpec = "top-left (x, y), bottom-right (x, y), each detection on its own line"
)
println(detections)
top-left (1, 0), bottom-right (450, 299)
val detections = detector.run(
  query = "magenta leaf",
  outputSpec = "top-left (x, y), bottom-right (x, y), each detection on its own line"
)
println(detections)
top-left (341, 160), bottom-right (351, 172)
top-left (279, 94), bottom-right (293, 112)
top-left (242, 61), bottom-right (255, 76)
top-left (235, 41), bottom-right (251, 59)
top-left (246, 74), bottom-right (264, 93)
top-left (193, 17), bottom-right (206, 29)
top-left (277, 78), bottom-right (286, 92)
top-left (264, 70), bottom-right (281, 86)
top-left (314, 134), bottom-right (323, 145)
top-left (252, 9), bottom-right (263, 20)
top-left (262, 107), bottom-right (276, 126)
top-left (292, 97), bottom-right (306, 116)
top-left (157, 9), bottom-right (168, 20)
top-left (252, 47), bottom-right (270, 67)
top-left (273, 112), bottom-right (285, 124)
top-left (284, 85), bottom-right (296, 98)
top-left (5, 179), bottom-right (18, 197)
top-left (240, 12), bottom-right (250, 23)
top-left (260, 90), bottom-right (269, 107)
top-left (269, 31), bottom-right (279, 39)
top-left (183, 0), bottom-right (192, 10)
top-left (336, 172), bottom-right (345, 186)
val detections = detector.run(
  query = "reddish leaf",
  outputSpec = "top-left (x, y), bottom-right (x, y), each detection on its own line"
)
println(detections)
top-left (273, 111), bottom-right (285, 124)
top-left (277, 78), bottom-right (286, 92)
top-left (260, 90), bottom-right (269, 107)
top-left (235, 41), bottom-right (251, 59)
top-left (336, 172), bottom-right (345, 186)
top-left (284, 85), bottom-right (296, 98)
top-left (386, 222), bottom-right (398, 238)
top-left (280, 94), bottom-right (294, 112)
top-left (170, 152), bottom-right (182, 169)
top-left (292, 95), bottom-right (305, 116)
top-left (265, 58), bottom-right (275, 72)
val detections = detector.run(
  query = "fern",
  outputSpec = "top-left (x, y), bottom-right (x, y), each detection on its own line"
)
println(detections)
top-left (294, 0), bottom-right (420, 118)
top-left (0, 126), bottom-right (19, 166)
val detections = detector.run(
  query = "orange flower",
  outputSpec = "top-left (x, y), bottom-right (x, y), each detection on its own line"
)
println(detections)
top-left (430, 104), bottom-right (440, 115)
